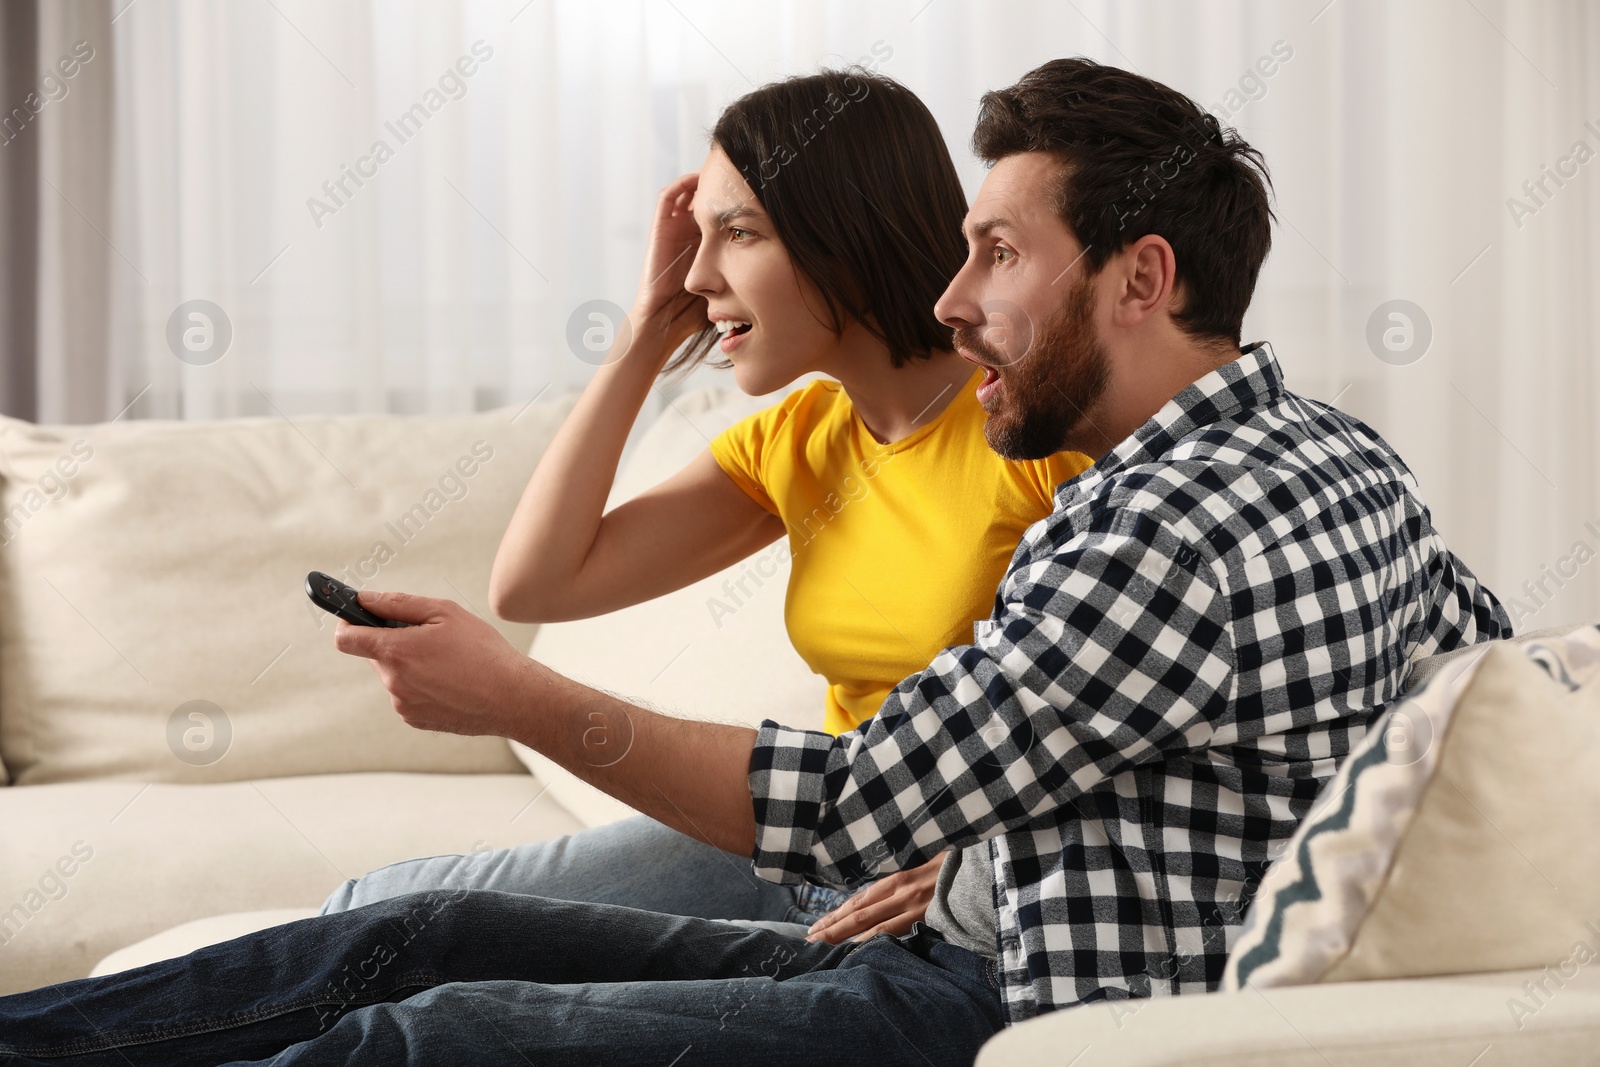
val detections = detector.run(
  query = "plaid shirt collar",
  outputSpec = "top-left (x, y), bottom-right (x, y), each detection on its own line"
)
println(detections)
top-left (1071, 340), bottom-right (1282, 494)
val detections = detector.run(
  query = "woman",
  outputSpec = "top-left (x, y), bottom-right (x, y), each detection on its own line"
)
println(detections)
top-left (319, 66), bottom-right (1092, 946)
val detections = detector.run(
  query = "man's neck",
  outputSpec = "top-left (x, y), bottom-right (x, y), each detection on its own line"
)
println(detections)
top-left (1066, 338), bottom-right (1240, 462)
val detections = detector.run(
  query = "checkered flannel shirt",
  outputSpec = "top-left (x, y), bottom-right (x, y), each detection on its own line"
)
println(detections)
top-left (747, 342), bottom-right (1511, 1023)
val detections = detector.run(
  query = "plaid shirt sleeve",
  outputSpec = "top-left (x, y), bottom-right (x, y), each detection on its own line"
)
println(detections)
top-left (1416, 539), bottom-right (1512, 653)
top-left (747, 504), bottom-right (1235, 888)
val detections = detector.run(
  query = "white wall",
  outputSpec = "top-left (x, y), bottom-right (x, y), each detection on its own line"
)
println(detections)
top-left (43, 0), bottom-right (1600, 628)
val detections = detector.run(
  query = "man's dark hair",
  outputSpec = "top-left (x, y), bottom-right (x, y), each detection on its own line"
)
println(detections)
top-left (667, 67), bottom-right (967, 374)
top-left (972, 57), bottom-right (1274, 346)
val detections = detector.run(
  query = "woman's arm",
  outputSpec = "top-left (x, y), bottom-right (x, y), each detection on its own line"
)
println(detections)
top-left (489, 173), bottom-right (785, 623)
top-left (493, 446), bottom-right (785, 622)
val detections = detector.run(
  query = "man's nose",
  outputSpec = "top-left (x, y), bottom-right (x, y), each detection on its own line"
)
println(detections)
top-left (935, 258), bottom-right (985, 330)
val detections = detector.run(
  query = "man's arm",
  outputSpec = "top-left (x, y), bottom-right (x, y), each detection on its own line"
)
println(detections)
top-left (333, 589), bottom-right (762, 855)
top-left (1410, 503), bottom-right (1515, 653)
top-left (514, 668), bottom-right (761, 855)
top-left (336, 507), bottom-right (1234, 875)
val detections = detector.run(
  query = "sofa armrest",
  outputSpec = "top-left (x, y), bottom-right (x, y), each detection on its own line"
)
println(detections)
top-left (977, 970), bottom-right (1600, 1066)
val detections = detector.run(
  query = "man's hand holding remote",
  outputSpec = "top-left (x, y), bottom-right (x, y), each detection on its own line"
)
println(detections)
top-left (332, 589), bottom-right (760, 856)
top-left (332, 590), bottom-right (544, 738)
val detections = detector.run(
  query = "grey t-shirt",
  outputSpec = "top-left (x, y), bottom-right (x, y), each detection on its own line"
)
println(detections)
top-left (922, 843), bottom-right (998, 958)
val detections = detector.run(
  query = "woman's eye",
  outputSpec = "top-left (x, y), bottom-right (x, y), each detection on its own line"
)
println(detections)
top-left (728, 227), bottom-right (751, 243)
top-left (993, 245), bottom-right (1014, 265)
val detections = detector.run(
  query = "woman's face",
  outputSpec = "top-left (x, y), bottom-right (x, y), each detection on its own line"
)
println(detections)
top-left (684, 146), bottom-right (851, 395)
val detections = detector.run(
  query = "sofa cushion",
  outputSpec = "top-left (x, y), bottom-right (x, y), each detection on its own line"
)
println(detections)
top-left (90, 909), bottom-right (319, 978)
top-left (1225, 623), bottom-right (1600, 990)
top-left (0, 772), bottom-right (584, 994)
top-left (978, 966), bottom-right (1600, 1066)
top-left (0, 400), bottom-right (574, 785)
top-left (514, 385), bottom-right (829, 828)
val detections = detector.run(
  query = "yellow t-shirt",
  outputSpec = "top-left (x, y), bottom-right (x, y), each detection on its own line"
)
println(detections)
top-left (709, 368), bottom-right (1094, 735)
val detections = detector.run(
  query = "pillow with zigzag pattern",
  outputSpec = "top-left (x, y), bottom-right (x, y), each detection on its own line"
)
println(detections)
top-left (1225, 622), bottom-right (1600, 990)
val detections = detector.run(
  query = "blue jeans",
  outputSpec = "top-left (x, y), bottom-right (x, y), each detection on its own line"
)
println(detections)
top-left (319, 814), bottom-right (849, 937)
top-left (0, 889), bottom-right (1004, 1065)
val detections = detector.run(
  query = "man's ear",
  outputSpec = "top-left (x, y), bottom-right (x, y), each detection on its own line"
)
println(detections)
top-left (1108, 234), bottom-right (1178, 329)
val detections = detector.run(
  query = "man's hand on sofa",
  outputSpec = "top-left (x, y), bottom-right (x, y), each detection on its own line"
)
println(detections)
top-left (334, 589), bottom-right (761, 857)
top-left (804, 853), bottom-right (946, 944)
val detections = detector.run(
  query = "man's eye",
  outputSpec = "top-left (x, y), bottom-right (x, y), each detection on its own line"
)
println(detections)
top-left (993, 246), bottom-right (1014, 264)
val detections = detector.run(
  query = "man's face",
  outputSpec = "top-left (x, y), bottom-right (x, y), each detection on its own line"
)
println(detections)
top-left (935, 152), bottom-right (1112, 460)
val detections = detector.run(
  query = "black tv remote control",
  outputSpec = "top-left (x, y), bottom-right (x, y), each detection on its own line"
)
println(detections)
top-left (305, 571), bottom-right (411, 628)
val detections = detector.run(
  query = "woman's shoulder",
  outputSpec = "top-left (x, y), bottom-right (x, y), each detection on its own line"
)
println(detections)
top-left (729, 376), bottom-right (848, 441)
top-left (773, 375), bottom-right (847, 415)
top-left (991, 443), bottom-right (1096, 511)
top-left (710, 376), bottom-right (850, 470)
top-left (1036, 449), bottom-right (1095, 482)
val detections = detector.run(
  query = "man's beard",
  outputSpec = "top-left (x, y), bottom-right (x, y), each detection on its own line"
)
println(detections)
top-left (955, 275), bottom-right (1112, 461)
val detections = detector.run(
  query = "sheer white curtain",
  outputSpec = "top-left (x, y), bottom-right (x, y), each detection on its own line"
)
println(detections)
top-left (80, 0), bottom-right (1600, 626)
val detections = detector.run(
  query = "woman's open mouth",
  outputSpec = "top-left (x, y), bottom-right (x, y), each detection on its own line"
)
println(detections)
top-left (715, 319), bottom-right (753, 353)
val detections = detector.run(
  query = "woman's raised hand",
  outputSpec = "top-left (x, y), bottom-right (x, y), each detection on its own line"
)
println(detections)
top-left (632, 172), bottom-right (708, 356)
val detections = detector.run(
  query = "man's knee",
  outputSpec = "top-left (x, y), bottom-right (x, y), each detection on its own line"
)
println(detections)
top-left (371, 886), bottom-right (568, 936)
top-left (353, 887), bottom-right (488, 949)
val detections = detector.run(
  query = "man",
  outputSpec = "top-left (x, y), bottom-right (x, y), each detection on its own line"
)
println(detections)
top-left (0, 58), bottom-right (1508, 1066)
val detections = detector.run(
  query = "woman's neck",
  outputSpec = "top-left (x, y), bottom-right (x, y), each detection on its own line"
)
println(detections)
top-left (823, 336), bottom-right (977, 446)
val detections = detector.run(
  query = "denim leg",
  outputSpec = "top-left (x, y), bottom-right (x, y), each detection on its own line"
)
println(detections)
top-left (319, 815), bottom-right (804, 924)
top-left (238, 933), bottom-right (1002, 1066)
top-left (0, 892), bottom-right (1001, 1067)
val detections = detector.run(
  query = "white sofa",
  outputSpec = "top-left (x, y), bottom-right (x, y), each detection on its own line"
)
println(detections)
top-left (0, 382), bottom-right (822, 997)
top-left (2, 385), bottom-right (1596, 1064)
top-left (0, 393), bottom-right (574, 995)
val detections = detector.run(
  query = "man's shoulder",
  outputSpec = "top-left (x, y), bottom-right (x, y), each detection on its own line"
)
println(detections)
top-left (1059, 388), bottom-right (1422, 559)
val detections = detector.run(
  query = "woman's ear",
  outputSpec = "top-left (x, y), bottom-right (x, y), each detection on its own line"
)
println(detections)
top-left (1109, 234), bottom-right (1178, 329)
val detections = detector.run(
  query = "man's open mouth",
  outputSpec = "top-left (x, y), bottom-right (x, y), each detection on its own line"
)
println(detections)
top-left (976, 364), bottom-right (1002, 404)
